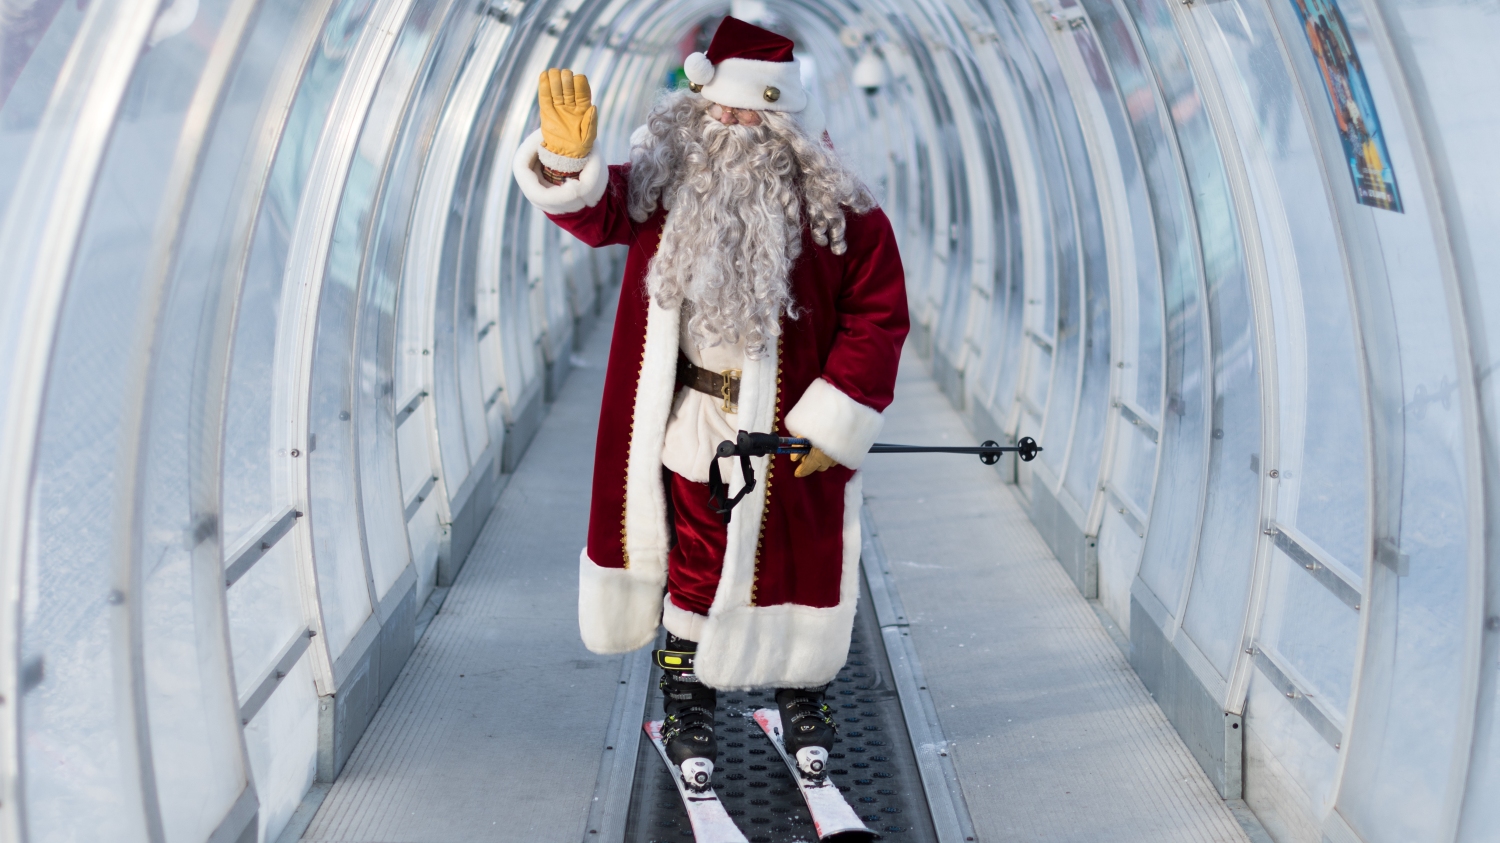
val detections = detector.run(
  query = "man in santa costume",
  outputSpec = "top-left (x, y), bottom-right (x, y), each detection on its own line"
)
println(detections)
top-left (512, 17), bottom-right (908, 784)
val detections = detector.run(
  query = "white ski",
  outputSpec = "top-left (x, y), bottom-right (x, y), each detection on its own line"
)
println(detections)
top-left (644, 720), bottom-right (748, 843)
top-left (752, 709), bottom-right (873, 840)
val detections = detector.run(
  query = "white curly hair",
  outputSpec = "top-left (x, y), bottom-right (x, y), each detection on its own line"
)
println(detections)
top-left (627, 90), bottom-right (876, 359)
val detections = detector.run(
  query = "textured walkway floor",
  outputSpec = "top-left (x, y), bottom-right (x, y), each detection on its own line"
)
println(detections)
top-left (861, 347), bottom-right (1250, 843)
top-left (301, 310), bottom-right (624, 842)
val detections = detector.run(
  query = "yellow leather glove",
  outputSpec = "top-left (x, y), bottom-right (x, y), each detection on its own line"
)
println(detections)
top-left (537, 68), bottom-right (597, 160)
top-left (789, 432), bottom-right (840, 478)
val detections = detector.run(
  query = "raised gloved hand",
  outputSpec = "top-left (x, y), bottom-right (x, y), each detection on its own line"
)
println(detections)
top-left (537, 68), bottom-right (597, 162)
top-left (789, 430), bottom-right (840, 478)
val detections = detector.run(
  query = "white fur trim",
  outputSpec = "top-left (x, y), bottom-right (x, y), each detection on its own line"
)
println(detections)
top-left (698, 56), bottom-right (808, 112)
top-left (784, 377), bottom-right (884, 470)
top-left (536, 143), bottom-right (588, 173)
top-left (663, 597), bottom-right (708, 642)
top-left (694, 474), bottom-right (864, 690)
top-left (577, 549), bottom-right (664, 654)
top-left (622, 298), bottom-right (681, 573)
top-left (512, 129), bottom-right (606, 214)
top-left (629, 123), bottom-right (650, 149)
top-left (684, 51), bottom-right (715, 85)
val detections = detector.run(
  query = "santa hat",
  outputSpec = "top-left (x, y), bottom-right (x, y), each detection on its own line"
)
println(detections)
top-left (684, 17), bottom-right (823, 133)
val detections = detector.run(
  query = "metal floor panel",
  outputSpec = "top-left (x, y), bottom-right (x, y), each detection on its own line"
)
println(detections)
top-left (859, 347), bottom-right (1252, 843)
top-left (623, 576), bottom-right (937, 843)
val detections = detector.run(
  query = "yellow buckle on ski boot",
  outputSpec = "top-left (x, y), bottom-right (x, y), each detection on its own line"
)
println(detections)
top-left (654, 649), bottom-right (696, 671)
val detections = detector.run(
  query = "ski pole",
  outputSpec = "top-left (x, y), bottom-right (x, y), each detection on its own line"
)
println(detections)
top-left (716, 431), bottom-right (1043, 465)
top-left (709, 431), bottom-right (1042, 522)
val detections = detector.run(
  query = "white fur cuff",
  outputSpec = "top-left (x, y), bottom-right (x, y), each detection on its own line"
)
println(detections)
top-left (513, 129), bottom-right (607, 215)
top-left (784, 378), bottom-right (884, 470)
top-left (577, 548), bottom-right (664, 654)
top-left (662, 598), bottom-right (708, 642)
top-left (537, 142), bottom-right (588, 173)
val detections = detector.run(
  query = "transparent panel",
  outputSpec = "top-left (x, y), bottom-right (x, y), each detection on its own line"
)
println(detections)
top-left (10, 9), bottom-right (149, 834)
top-left (1259, 548), bottom-right (1359, 715)
top-left (308, 232), bottom-right (376, 658)
top-left (226, 540), bottom-right (305, 692)
top-left (1328, 0), bottom-right (1477, 835)
top-left (1191, 0), bottom-right (1369, 567)
top-left (408, 22), bottom-right (509, 489)
top-left (1010, 0), bottom-right (1110, 502)
top-left (972, 70), bottom-right (1027, 422)
top-left (23, 452), bottom-right (151, 843)
top-left (39, 0), bottom-right (251, 838)
top-left (1024, 343), bottom-right (1053, 417)
top-left (1089, 0), bottom-right (1210, 615)
top-left (1061, 29), bottom-right (1126, 507)
top-left (229, 0), bottom-right (378, 550)
top-left (432, 210), bottom-right (476, 487)
top-left (260, 0), bottom-right (376, 659)
top-left (243, 657), bottom-right (319, 843)
top-left (1072, 24), bottom-right (1163, 419)
top-left (932, 89), bottom-right (973, 368)
top-left (1397, 0), bottom-right (1500, 832)
top-left (1113, 408), bottom-right (1160, 511)
top-left (340, 0), bottom-right (447, 602)
top-left (1192, 0), bottom-right (1369, 748)
top-left (1117, 0), bottom-right (1262, 679)
top-left (0, 0), bottom-right (87, 213)
top-left (498, 194), bottom-right (542, 415)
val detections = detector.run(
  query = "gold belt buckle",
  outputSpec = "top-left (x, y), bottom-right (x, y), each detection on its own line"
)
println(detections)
top-left (720, 369), bottom-right (741, 414)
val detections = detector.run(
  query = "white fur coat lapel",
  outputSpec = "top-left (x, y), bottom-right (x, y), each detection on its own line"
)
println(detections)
top-left (623, 299), bottom-right (680, 572)
top-left (622, 302), bottom-right (780, 578)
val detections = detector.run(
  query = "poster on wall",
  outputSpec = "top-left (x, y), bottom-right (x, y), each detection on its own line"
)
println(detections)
top-left (1289, 0), bottom-right (1403, 211)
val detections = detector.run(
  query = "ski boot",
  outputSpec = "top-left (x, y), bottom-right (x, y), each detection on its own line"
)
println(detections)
top-left (776, 686), bottom-right (837, 780)
top-left (656, 635), bottom-right (718, 792)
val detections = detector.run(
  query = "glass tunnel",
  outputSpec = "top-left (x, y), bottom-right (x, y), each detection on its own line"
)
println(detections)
top-left (1, 0), bottom-right (1498, 841)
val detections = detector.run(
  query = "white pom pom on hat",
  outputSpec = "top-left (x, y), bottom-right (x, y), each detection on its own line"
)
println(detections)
top-left (687, 16), bottom-right (811, 114)
top-left (684, 52), bottom-right (715, 85)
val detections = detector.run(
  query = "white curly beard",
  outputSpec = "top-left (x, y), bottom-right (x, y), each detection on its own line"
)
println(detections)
top-left (628, 91), bottom-right (875, 359)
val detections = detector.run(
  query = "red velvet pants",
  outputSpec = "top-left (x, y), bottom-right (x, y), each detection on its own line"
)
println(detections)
top-left (666, 471), bottom-right (726, 618)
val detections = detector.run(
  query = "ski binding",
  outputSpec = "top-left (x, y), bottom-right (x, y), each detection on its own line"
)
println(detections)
top-left (644, 720), bottom-right (747, 843)
top-left (752, 708), bottom-right (873, 840)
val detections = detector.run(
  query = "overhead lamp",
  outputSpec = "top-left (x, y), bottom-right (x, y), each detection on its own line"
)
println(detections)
top-left (852, 50), bottom-right (887, 96)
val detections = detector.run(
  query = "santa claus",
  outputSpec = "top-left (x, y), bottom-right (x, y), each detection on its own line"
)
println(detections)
top-left (512, 17), bottom-right (908, 783)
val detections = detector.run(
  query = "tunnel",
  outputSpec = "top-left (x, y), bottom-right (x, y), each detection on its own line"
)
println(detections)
top-left (2, 0), bottom-right (1498, 841)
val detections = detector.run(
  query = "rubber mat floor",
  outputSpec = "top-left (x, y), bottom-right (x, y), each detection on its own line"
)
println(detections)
top-left (623, 577), bottom-right (936, 843)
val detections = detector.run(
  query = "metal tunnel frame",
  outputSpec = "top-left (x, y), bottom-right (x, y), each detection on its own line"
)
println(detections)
top-left (1, 0), bottom-right (1499, 841)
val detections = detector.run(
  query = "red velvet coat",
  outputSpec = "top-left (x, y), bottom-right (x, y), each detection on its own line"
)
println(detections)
top-left (513, 130), bottom-right (908, 688)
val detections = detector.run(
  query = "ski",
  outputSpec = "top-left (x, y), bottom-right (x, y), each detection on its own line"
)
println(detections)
top-left (644, 720), bottom-right (748, 843)
top-left (752, 709), bottom-right (873, 840)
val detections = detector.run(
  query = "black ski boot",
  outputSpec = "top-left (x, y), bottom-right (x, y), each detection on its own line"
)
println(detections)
top-left (776, 686), bottom-right (837, 779)
top-left (656, 635), bottom-right (718, 791)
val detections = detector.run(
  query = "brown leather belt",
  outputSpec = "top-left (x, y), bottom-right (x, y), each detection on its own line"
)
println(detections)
top-left (677, 355), bottom-right (741, 414)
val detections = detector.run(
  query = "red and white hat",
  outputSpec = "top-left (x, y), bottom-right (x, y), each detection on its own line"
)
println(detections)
top-left (684, 17), bottom-right (821, 130)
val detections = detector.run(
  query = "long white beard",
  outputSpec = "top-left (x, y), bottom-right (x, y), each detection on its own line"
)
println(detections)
top-left (642, 117), bottom-right (803, 359)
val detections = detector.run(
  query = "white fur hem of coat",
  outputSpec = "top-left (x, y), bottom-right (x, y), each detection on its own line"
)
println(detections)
top-left (784, 377), bottom-right (884, 470)
top-left (693, 474), bottom-right (864, 690)
top-left (513, 129), bottom-right (607, 215)
top-left (662, 598), bottom-right (707, 642)
top-left (577, 549), bottom-right (663, 654)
